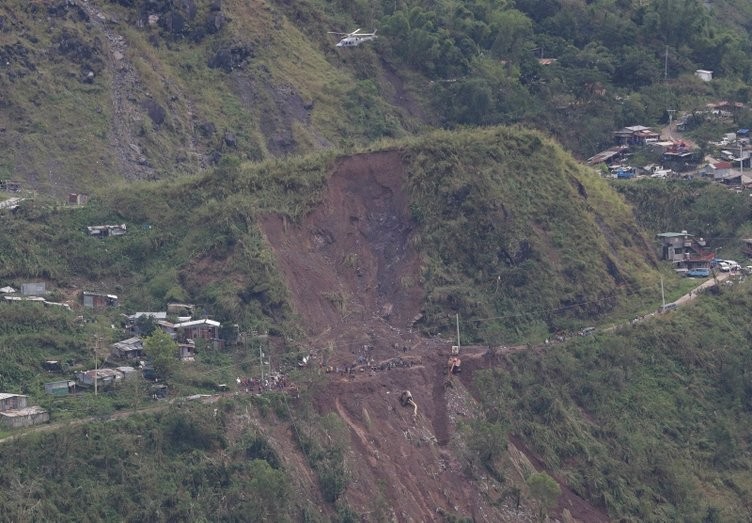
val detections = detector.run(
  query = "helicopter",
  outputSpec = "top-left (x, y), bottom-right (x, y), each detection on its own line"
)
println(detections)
top-left (328, 28), bottom-right (377, 48)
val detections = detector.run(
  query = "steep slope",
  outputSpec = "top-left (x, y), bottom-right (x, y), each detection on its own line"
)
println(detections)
top-left (3, 125), bottom-right (751, 520)
top-left (260, 151), bottom-right (423, 364)
top-left (0, 0), bottom-right (422, 195)
top-left (253, 128), bottom-right (657, 520)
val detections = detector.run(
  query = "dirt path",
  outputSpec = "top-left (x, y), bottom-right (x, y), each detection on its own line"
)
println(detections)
top-left (661, 116), bottom-right (696, 148)
top-left (0, 402), bottom-right (163, 445)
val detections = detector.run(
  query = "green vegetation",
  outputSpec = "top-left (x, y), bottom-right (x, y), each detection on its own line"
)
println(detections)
top-left (615, 179), bottom-right (752, 255)
top-left (473, 282), bottom-right (752, 520)
top-left (293, 411), bottom-right (350, 503)
top-left (2, 0), bottom-right (752, 520)
top-left (527, 472), bottom-right (560, 521)
top-left (144, 330), bottom-right (178, 381)
top-left (0, 302), bottom-right (87, 395)
top-left (3, 0), bottom-right (752, 195)
top-left (404, 127), bottom-right (660, 342)
top-left (0, 401), bottom-right (303, 521)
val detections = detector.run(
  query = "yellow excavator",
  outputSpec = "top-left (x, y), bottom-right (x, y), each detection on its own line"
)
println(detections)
top-left (447, 344), bottom-right (461, 374)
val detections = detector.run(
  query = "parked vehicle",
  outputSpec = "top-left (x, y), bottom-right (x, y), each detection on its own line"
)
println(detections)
top-left (718, 262), bottom-right (730, 272)
top-left (686, 268), bottom-right (710, 278)
top-left (659, 303), bottom-right (678, 313)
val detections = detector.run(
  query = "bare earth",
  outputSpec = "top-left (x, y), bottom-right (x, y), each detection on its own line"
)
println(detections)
top-left (260, 151), bottom-right (609, 522)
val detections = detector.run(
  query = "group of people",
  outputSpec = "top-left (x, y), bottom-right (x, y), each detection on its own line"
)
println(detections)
top-left (236, 373), bottom-right (289, 393)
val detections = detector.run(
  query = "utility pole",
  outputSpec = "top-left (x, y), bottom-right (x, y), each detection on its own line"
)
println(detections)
top-left (93, 335), bottom-right (100, 396)
top-left (259, 344), bottom-right (264, 385)
top-left (740, 143), bottom-right (744, 174)
top-left (455, 313), bottom-right (461, 351)
top-left (660, 276), bottom-right (666, 308)
top-left (664, 46), bottom-right (676, 142)
top-left (667, 109), bottom-right (676, 140)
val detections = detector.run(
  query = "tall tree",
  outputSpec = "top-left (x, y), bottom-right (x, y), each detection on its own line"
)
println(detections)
top-left (144, 329), bottom-right (178, 380)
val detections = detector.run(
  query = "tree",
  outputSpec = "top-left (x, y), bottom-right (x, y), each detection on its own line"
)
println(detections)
top-left (488, 9), bottom-right (533, 60)
top-left (527, 472), bottom-right (560, 521)
top-left (144, 329), bottom-right (178, 380)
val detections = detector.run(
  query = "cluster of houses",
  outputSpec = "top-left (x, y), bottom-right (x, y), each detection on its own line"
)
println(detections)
top-left (0, 283), bottom-right (120, 310)
top-left (589, 112), bottom-right (752, 188)
top-left (42, 304), bottom-right (222, 396)
top-left (588, 125), bottom-right (701, 178)
top-left (0, 299), bottom-right (224, 430)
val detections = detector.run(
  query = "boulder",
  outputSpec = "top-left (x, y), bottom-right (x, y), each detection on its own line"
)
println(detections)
top-left (142, 99), bottom-right (166, 126)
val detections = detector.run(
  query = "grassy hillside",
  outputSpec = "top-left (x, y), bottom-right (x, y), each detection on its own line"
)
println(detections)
top-left (402, 127), bottom-right (662, 341)
top-left (0, 0), bottom-right (412, 196)
top-left (472, 280), bottom-right (752, 521)
top-left (1, 127), bottom-right (672, 346)
top-left (0, 398), bottom-right (341, 521)
top-left (615, 179), bottom-right (752, 256)
top-left (3, 0), bottom-right (752, 195)
top-left (1, 128), bottom-right (751, 520)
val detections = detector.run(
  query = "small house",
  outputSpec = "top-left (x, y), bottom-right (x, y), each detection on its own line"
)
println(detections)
top-left (0, 406), bottom-right (49, 428)
top-left (701, 161), bottom-right (733, 179)
top-left (3, 296), bottom-right (45, 303)
top-left (167, 303), bottom-right (196, 316)
top-left (174, 318), bottom-right (221, 343)
top-left (178, 342), bottom-right (196, 362)
top-left (44, 380), bottom-right (77, 396)
top-left (695, 69), bottom-right (713, 82)
top-left (656, 231), bottom-right (713, 269)
top-left (125, 312), bottom-right (167, 335)
top-left (706, 101), bottom-right (744, 117)
top-left (128, 311), bottom-right (167, 322)
top-left (157, 320), bottom-right (176, 338)
top-left (111, 337), bottom-right (145, 360)
top-left (587, 146), bottom-right (629, 166)
top-left (741, 238), bottom-right (752, 257)
top-left (0, 393), bottom-right (28, 411)
top-left (662, 142), bottom-right (697, 168)
top-left (75, 368), bottom-right (123, 388)
top-left (716, 170), bottom-right (751, 187)
top-left (613, 126), bottom-right (660, 146)
top-left (615, 166), bottom-right (635, 179)
top-left (0, 180), bottom-right (21, 192)
top-left (82, 291), bottom-right (118, 309)
top-left (68, 193), bottom-right (89, 205)
top-left (115, 366), bottom-right (138, 379)
top-left (42, 360), bottom-right (65, 373)
top-left (21, 282), bottom-right (46, 296)
top-left (0, 393), bottom-right (49, 428)
top-left (86, 224), bottom-right (127, 237)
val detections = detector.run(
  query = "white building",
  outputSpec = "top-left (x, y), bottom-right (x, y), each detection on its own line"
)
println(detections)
top-left (695, 69), bottom-right (713, 82)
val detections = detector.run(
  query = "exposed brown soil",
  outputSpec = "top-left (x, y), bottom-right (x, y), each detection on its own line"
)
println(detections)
top-left (261, 151), bottom-right (424, 368)
top-left (260, 151), bottom-right (609, 522)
